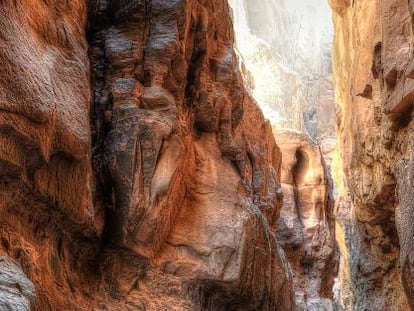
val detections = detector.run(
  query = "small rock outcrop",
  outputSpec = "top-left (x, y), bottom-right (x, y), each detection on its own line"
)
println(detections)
top-left (0, 255), bottom-right (35, 310)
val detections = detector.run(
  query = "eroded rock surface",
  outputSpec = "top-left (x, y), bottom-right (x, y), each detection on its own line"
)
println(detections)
top-left (0, 0), bottom-right (295, 310)
top-left (275, 130), bottom-right (337, 311)
top-left (330, 0), bottom-right (414, 309)
top-left (0, 255), bottom-right (35, 311)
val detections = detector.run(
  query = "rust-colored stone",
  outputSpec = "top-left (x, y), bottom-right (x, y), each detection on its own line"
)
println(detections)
top-left (0, 1), bottom-right (295, 309)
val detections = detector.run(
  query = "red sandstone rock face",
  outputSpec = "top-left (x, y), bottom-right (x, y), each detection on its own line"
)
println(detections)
top-left (330, 0), bottom-right (414, 309)
top-left (0, 0), bottom-right (295, 310)
top-left (275, 130), bottom-right (337, 311)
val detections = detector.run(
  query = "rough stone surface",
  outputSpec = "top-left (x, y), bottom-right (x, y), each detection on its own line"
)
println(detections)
top-left (0, 254), bottom-right (35, 311)
top-left (0, 0), bottom-right (295, 310)
top-left (275, 130), bottom-right (337, 311)
top-left (330, 0), bottom-right (414, 309)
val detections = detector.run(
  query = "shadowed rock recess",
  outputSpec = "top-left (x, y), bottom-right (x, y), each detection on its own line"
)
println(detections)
top-left (0, 0), bottom-right (297, 310)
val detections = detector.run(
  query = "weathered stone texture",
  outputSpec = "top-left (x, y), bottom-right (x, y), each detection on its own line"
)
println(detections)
top-left (330, 0), bottom-right (414, 309)
top-left (0, 0), bottom-right (295, 310)
top-left (275, 130), bottom-right (337, 311)
top-left (0, 254), bottom-right (35, 311)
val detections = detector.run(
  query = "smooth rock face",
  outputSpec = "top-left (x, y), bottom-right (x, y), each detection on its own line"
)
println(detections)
top-left (275, 130), bottom-right (337, 311)
top-left (0, 0), bottom-right (295, 310)
top-left (330, 0), bottom-right (414, 309)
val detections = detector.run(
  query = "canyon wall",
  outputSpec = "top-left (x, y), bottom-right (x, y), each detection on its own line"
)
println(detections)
top-left (229, 0), bottom-right (335, 138)
top-left (0, 0), bottom-right (296, 310)
top-left (275, 130), bottom-right (337, 311)
top-left (228, 3), bottom-right (339, 309)
top-left (330, 0), bottom-right (414, 309)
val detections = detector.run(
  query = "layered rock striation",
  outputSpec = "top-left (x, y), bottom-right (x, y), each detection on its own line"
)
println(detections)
top-left (0, 0), bottom-right (296, 310)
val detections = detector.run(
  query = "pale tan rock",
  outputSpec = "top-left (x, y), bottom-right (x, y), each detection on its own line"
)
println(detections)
top-left (275, 130), bottom-right (337, 311)
top-left (229, 0), bottom-right (335, 139)
top-left (330, 0), bottom-right (414, 309)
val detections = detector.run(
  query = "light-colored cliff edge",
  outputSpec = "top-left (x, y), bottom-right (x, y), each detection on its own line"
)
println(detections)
top-left (229, 0), bottom-right (335, 138)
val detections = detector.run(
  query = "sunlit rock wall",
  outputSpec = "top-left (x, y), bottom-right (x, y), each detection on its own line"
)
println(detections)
top-left (229, 0), bottom-right (335, 138)
top-left (229, 3), bottom-right (339, 309)
top-left (330, 0), bottom-right (414, 309)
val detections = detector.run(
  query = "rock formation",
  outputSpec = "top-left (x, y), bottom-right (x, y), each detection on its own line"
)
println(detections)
top-left (0, 0), bottom-right (296, 310)
top-left (330, 0), bottom-right (414, 309)
top-left (275, 130), bottom-right (337, 311)
top-left (229, 0), bottom-right (336, 139)
top-left (229, 3), bottom-right (341, 309)
top-left (0, 254), bottom-right (35, 311)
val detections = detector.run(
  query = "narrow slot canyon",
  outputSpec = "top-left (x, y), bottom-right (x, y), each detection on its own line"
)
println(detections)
top-left (0, 1), bottom-right (413, 311)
